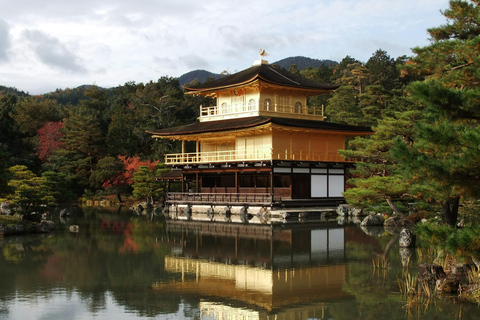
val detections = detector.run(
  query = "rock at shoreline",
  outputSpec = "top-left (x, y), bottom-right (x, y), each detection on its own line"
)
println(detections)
top-left (0, 202), bottom-right (13, 215)
top-left (336, 204), bottom-right (362, 217)
top-left (360, 214), bottom-right (384, 226)
top-left (0, 220), bottom-right (55, 235)
top-left (36, 220), bottom-right (56, 233)
top-left (418, 263), bottom-right (447, 282)
top-left (23, 212), bottom-right (42, 223)
top-left (436, 277), bottom-right (460, 293)
top-left (384, 216), bottom-right (414, 234)
top-left (0, 223), bottom-right (25, 235)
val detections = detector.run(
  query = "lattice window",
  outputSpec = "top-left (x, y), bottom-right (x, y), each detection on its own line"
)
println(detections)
top-left (248, 99), bottom-right (256, 111)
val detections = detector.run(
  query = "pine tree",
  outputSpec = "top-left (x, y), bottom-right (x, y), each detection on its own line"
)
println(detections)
top-left (6, 165), bottom-right (55, 213)
top-left (341, 108), bottom-right (423, 214)
top-left (395, 0), bottom-right (480, 226)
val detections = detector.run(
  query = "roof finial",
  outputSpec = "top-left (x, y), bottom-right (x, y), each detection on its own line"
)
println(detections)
top-left (253, 49), bottom-right (269, 66)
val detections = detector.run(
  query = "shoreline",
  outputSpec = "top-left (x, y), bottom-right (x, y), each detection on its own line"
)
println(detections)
top-left (0, 216), bottom-right (55, 236)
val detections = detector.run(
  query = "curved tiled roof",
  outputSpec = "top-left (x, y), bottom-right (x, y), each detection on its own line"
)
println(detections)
top-left (147, 116), bottom-right (373, 137)
top-left (183, 63), bottom-right (339, 93)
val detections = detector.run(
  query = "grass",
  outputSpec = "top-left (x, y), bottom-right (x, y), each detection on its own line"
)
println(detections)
top-left (459, 270), bottom-right (480, 304)
top-left (372, 257), bottom-right (390, 270)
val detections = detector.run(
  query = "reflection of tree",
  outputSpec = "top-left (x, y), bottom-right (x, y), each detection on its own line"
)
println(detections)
top-left (335, 227), bottom-right (477, 320)
top-left (0, 234), bottom-right (55, 297)
top-left (0, 209), bottom-right (182, 317)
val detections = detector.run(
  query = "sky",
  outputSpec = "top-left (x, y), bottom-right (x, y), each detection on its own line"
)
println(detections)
top-left (0, 0), bottom-right (451, 95)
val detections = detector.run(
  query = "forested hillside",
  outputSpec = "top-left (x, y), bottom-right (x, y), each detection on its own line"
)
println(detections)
top-left (273, 56), bottom-right (337, 70)
top-left (0, 86), bottom-right (29, 97)
top-left (178, 70), bottom-right (222, 87)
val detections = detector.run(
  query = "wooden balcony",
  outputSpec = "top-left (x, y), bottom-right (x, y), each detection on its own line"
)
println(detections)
top-left (165, 148), bottom-right (346, 165)
top-left (165, 149), bottom-right (271, 164)
top-left (199, 103), bottom-right (326, 121)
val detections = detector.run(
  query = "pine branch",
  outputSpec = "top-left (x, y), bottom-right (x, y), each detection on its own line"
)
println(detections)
top-left (445, 62), bottom-right (473, 72)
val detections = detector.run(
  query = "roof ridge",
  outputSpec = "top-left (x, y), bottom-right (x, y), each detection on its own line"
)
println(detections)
top-left (266, 65), bottom-right (300, 85)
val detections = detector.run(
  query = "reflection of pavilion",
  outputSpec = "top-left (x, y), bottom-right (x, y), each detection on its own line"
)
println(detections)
top-left (155, 220), bottom-right (353, 316)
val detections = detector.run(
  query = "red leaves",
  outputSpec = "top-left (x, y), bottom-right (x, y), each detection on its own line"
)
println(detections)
top-left (37, 121), bottom-right (64, 161)
top-left (101, 155), bottom-right (159, 188)
top-left (118, 155), bottom-right (159, 185)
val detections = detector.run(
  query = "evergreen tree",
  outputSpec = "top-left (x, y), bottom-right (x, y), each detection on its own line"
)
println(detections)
top-left (366, 49), bottom-right (401, 91)
top-left (132, 164), bottom-right (169, 202)
top-left (89, 156), bottom-right (128, 202)
top-left (107, 82), bottom-right (143, 157)
top-left (5, 165), bottom-right (55, 214)
top-left (341, 108), bottom-right (423, 214)
top-left (0, 94), bottom-right (25, 166)
top-left (394, 0), bottom-right (480, 225)
top-left (327, 61), bottom-right (368, 125)
top-left (11, 97), bottom-right (62, 136)
top-left (50, 106), bottom-right (106, 193)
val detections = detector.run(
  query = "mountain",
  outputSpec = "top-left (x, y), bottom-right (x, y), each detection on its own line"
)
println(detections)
top-left (0, 56), bottom-right (338, 96)
top-left (177, 56), bottom-right (338, 87)
top-left (0, 85), bottom-right (29, 97)
top-left (272, 56), bottom-right (337, 70)
top-left (178, 70), bottom-right (223, 87)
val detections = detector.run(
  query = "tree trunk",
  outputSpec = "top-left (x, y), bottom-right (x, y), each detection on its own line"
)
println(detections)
top-left (386, 198), bottom-right (406, 217)
top-left (116, 193), bottom-right (123, 204)
top-left (442, 196), bottom-right (460, 226)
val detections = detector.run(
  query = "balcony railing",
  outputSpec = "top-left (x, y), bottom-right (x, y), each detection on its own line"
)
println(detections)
top-left (167, 192), bottom-right (273, 205)
top-left (199, 104), bottom-right (325, 119)
top-left (165, 148), bottom-right (346, 165)
top-left (165, 149), bottom-right (271, 164)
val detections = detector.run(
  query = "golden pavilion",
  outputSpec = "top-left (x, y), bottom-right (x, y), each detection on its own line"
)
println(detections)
top-left (148, 56), bottom-right (372, 212)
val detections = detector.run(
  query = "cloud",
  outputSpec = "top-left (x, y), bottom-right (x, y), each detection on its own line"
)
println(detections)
top-left (22, 29), bottom-right (87, 73)
top-left (180, 54), bottom-right (210, 70)
top-left (0, 0), bottom-right (451, 94)
top-left (0, 19), bottom-right (10, 62)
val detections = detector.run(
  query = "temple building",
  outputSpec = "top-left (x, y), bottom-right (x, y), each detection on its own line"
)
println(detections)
top-left (148, 56), bottom-right (372, 212)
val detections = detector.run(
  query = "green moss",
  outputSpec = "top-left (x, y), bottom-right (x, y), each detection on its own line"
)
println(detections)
top-left (0, 215), bottom-right (24, 226)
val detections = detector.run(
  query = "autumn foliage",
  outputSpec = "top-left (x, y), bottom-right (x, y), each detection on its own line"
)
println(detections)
top-left (37, 121), bottom-right (64, 161)
top-left (100, 155), bottom-right (160, 189)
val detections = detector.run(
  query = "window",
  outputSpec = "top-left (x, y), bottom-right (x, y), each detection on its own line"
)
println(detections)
top-left (221, 102), bottom-right (228, 114)
top-left (248, 99), bottom-right (256, 111)
top-left (295, 102), bottom-right (302, 113)
top-left (264, 98), bottom-right (272, 111)
top-left (232, 96), bottom-right (243, 112)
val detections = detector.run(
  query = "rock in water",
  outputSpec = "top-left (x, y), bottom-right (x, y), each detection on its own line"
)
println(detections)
top-left (59, 208), bottom-right (70, 218)
top-left (135, 204), bottom-right (144, 215)
top-left (399, 228), bottom-right (416, 247)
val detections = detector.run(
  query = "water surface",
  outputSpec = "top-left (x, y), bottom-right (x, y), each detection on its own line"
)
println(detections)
top-left (1, 206), bottom-right (479, 319)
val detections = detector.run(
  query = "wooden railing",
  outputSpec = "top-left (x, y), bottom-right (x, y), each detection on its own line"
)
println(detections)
top-left (199, 104), bottom-right (325, 119)
top-left (165, 148), bottom-right (271, 164)
top-left (165, 148), bottom-right (346, 164)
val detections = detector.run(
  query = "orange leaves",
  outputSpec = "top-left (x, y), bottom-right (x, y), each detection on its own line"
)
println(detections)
top-left (117, 155), bottom-right (159, 185)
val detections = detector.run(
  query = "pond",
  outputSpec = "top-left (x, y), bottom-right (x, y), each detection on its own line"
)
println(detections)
top-left (1, 206), bottom-right (479, 320)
